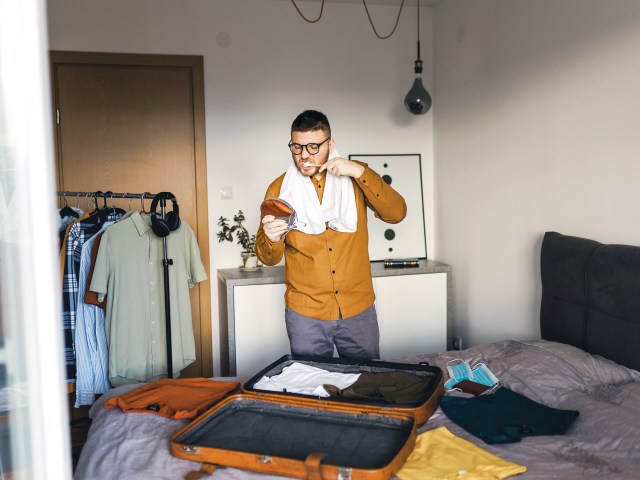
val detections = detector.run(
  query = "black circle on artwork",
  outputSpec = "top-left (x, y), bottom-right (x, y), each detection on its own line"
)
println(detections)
top-left (384, 229), bottom-right (395, 241)
top-left (382, 174), bottom-right (392, 185)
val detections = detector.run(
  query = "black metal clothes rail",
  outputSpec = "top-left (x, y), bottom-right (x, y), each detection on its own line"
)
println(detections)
top-left (57, 190), bottom-right (156, 199)
top-left (57, 190), bottom-right (156, 212)
top-left (56, 189), bottom-right (175, 379)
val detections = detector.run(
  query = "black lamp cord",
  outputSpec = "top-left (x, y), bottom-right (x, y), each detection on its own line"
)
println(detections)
top-left (362, 0), bottom-right (406, 40)
top-left (289, 0), bottom-right (324, 23)
top-left (417, 0), bottom-right (421, 58)
top-left (415, 0), bottom-right (423, 73)
top-left (290, 0), bottom-right (407, 40)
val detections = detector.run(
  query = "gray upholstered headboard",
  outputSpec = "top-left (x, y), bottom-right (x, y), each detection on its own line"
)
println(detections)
top-left (540, 231), bottom-right (640, 371)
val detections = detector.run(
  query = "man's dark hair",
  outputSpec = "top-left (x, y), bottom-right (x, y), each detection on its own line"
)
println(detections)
top-left (291, 110), bottom-right (331, 137)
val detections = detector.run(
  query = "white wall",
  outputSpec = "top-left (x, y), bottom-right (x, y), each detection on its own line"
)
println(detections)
top-left (46, 0), bottom-right (435, 374)
top-left (433, 0), bottom-right (640, 347)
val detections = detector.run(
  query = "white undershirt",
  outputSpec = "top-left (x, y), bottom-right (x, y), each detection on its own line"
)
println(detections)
top-left (252, 362), bottom-right (360, 397)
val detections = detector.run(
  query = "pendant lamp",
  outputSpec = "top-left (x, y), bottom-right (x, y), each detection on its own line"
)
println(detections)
top-left (404, 0), bottom-right (432, 115)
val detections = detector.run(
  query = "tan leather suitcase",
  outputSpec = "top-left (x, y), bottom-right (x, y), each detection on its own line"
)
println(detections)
top-left (171, 393), bottom-right (417, 480)
top-left (171, 356), bottom-right (443, 479)
top-left (242, 355), bottom-right (444, 427)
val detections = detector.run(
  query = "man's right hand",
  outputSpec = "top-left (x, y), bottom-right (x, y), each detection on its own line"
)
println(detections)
top-left (262, 215), bottom-right (288, 243)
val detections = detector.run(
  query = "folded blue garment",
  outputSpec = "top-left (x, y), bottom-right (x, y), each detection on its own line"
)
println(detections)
top-left (439, 386), bottom-right (579, 444)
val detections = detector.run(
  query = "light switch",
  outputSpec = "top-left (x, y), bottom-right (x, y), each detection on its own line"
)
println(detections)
top-left (220, 186), bottom-right (233, 200)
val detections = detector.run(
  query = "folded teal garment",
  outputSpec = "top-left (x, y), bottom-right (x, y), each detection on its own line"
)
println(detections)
top-left (439, 387), bottom-right (579, 444)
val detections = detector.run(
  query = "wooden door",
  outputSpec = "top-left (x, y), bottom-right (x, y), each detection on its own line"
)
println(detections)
top-left (50, 51), bottom-right (212, 378)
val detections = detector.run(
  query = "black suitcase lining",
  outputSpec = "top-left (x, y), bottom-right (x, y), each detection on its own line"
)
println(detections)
top-left (256, 358), bottom-right (438, 377)
top-left (245, 356), bottom-right (441, 408)
top-left (176, 399), bottom-right (413, 469)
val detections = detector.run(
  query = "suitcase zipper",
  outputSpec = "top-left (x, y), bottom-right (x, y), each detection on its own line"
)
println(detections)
top-left (338, 467), bottom-right (352, 480)
top-left (180, 445), bottom-right (199, 455)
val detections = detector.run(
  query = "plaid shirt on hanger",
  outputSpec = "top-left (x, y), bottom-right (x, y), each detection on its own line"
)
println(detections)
top-left (61, 210), bottom-right (123, 381)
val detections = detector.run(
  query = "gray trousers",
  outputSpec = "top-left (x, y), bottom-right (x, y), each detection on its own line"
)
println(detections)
top-left (285, 304), bottom-right (380, 360)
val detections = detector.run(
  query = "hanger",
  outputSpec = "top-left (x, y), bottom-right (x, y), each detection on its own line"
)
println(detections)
top-left (105, 191), bottom-right (126, 216)
top-left (93, 191), bottom-right (123, 223)
top-left (88, 190), bottom-right (108, 222)
top-left (88, 191), bottom-right (102, 215)
top-left (140, 192), bottom-right (151, 214)
top-left (59, 194), bottom-right (80, 219)
top-left (84, 192), bottom-right (93, 212)
top-left (123, 193), bottom-right (133, 212)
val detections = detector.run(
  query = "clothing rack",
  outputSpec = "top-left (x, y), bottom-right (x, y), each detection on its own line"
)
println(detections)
top-left (57, 190), bottom-right (175, 379)
top-left (57, 190), bottom-right (157, 207)
top-left (57, 191), bottom-right (156, 198)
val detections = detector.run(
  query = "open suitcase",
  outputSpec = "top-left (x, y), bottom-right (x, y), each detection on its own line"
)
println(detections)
top-left (171, 355), bottom-right (443, 479)
top-left (242, 355), bottom-right (444, 427)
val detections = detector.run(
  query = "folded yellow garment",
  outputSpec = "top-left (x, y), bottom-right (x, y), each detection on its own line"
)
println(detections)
top-left (397, 426), bottom-right (527, 480)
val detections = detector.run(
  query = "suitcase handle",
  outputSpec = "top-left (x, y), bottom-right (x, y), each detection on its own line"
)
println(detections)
top-left (305, 452), bottom-right (328, 480)
top-left (184, 463), bottom-right (216, 480)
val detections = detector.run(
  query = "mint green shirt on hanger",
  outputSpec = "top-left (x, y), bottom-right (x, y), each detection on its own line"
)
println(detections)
top-left (90, 211), bottom-right (207, 387)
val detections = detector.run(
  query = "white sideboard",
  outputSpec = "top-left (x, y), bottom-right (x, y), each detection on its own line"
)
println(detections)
top-left (217, 259), bottom-right (452, 377)
top-left (373, 272), bottom-right (447, 360)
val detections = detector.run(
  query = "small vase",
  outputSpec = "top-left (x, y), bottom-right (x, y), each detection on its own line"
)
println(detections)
top-left (240, 251), bottom-right (262, 271)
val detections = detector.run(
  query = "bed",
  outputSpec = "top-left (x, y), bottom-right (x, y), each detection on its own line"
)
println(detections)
top-left (74, 231), bottom-right (640, 479)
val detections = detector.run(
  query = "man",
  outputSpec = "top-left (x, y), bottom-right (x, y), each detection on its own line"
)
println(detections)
top-left (255, 110), bottom-right (406, 360)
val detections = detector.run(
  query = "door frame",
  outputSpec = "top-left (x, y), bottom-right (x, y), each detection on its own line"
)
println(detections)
top-left (49, 51), bottom-right (212, 377)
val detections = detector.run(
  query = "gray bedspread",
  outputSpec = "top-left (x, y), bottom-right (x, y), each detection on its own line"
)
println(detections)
top-left (74, 340), bottom-right (640, 479)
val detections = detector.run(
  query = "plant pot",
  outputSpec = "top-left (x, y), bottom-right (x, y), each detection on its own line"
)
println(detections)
top-left (240, 251), bottom-right (262, 271)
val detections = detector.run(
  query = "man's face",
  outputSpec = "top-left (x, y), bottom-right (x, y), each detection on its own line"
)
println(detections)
top-left (290, 130), bottom-right (334, 178)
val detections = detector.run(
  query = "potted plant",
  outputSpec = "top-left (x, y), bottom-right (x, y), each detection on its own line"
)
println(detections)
top-left (217, 210), bottom-right (261, 270)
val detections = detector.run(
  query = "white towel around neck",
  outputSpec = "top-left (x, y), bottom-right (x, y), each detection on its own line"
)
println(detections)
top-left (279, 150), bottom-right (357, 234)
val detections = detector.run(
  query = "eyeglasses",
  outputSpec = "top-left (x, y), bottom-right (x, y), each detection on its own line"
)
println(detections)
top-left (288, 137), bottom-right (330, 155)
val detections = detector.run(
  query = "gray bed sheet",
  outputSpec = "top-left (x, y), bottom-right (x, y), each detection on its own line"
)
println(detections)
top-left (74, 339), bottom-right (640, 480)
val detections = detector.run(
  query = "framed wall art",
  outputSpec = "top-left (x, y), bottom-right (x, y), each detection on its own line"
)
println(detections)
top-left (348, 154), bottom-right (427, 261)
